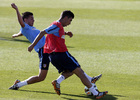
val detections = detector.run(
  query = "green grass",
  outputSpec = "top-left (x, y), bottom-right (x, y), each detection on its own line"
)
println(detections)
top-left (0, 0), bottom-right (140, 100)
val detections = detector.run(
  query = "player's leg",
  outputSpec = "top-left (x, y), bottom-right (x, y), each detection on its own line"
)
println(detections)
top-left (26, 69), bottom-right (48, 84)
top-left (72, 67), bottom-right (98, 96)
top-left (9, 49), bottom-right (50, 90)
top-left (56, 70), bottom-right (73, 84)
top-left (50, 53), bottom-right (74, 95)
top-left (52, 70), bottom-right (73, 95)
top-left (54, 71), bottom-right (101, 85)
top-left (26, 51), bottom-right (50, 84)
top-left (62, 70), bottom-right (73, 79)
top-left (9, 69), bottom-right (48, 90)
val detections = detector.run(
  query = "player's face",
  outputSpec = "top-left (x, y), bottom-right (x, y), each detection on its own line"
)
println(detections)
top-left (64, 17), bottom-right (73, 27)
top-left (25, 15), bottom-right (35, 26)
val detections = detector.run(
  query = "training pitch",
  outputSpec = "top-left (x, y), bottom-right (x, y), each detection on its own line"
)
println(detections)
top-left (0, 0), bottom-right (140, 100)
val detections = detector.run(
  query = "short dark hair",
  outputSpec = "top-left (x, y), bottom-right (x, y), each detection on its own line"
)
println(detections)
top-left (60, 10), bottom-right (74, 19)
top-left (22, 12), bottom-right (33, 21)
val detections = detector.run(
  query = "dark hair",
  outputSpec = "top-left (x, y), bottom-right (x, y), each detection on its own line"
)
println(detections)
top-left (22, 12), bottom-right (33, 21)
top-left (61, 10), bottom-right (74, 19)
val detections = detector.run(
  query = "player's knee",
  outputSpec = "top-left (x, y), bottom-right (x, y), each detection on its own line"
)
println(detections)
top-left (38, 76), bottom-right (46, 82)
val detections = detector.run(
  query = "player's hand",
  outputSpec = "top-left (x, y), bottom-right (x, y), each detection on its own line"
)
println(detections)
top-left (12, 34), bottom-right (17, 38)
top-left (28, 45), bottom-right (34, 52)
top-left (65, 32), bottom-right (73, 38)
top-left (11, 3), bottom-right (18, 10)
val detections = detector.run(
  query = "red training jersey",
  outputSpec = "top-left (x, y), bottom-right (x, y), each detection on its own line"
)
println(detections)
top-left (43, 21), bottom-right (68, 53)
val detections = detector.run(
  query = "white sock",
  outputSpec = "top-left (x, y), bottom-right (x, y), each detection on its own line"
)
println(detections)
top-left (89, 85), bottom-right (98, 96)
top-left (84, 72), bottom-right (92, 82)
top-left (56, 75), bottom-right (65, 84)
top-left (17, 81), bottom-right (28, 88)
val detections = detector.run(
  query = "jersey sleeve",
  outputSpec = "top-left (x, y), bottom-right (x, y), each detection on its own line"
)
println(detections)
top-left (44, 24), bottom-right (60, 36)
top-left (21, 23), bottom-right (29, 34)
top-left (22, 23), bottom-right (28, 29)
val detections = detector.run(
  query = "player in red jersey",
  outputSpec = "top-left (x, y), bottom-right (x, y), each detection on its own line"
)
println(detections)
top-left (28, 10), bottom-right (108, 99)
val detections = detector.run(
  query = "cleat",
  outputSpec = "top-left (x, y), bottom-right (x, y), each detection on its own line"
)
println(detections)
top-left (91, 74), bottom-right (102, 83)
top-left (95, 91), bottom-right (108, 99)
top-left (9, 79), bottom-right (20, 90)
top-left (52, 80), bottom-right (61, 95)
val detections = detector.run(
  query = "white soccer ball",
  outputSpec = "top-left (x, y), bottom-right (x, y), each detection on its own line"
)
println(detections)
top-left (84, 83), bottom-right (98, 96)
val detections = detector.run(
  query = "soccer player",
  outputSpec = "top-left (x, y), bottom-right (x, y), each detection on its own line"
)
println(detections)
top-left (28, 10), bottom-right (108, 99)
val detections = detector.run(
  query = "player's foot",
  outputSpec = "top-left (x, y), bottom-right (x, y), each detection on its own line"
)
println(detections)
top-left (9, 79), bottom-right (20, 90)
top-left (52, 80), bottom-right (61, 95)
top-left (91, 74), bottom-right (102, 83)
top-left (95, 91), bottom-right (108, 99)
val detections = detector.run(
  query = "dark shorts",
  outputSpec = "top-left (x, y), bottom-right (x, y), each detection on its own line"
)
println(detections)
top-left (49, 51), bottom-right (80, 73)
top-left (38, 48), bottom-right (50, 70)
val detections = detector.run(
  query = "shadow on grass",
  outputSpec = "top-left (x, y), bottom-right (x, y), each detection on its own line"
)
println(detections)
top-left (17, 89), bottom-right (121, 100)
top-left (0, 37), bottom-right (74, 48)
top-left (0, 37), bottom-right (30, 44)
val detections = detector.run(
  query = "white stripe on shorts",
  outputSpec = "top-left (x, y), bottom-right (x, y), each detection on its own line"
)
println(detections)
top-left (66, 51), bottom-right (79, 66)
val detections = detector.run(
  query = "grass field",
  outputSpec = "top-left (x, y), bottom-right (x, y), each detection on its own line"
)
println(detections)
top-left (0, 0), bottom-right (140, 100)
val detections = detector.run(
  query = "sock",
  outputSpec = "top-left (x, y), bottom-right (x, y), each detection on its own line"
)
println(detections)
top-left (56, 75), bottom-right (65, 84)
top-left (89, 85), bottom-right (98, 96)
top-left (17, 81), bottom-right (28, 88)
top-left (84, 72), bottom-right (92, 82)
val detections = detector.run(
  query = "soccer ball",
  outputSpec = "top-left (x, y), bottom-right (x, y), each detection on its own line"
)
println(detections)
top-left (84, 83), bottom-right (98, 96)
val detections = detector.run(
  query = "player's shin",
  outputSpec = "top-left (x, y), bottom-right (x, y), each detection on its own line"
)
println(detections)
top-left (84, 72), bottom-right (92, 82)
top-left (56, 75), bottom-right (65, 84)
top-left (17, 80), bottom-right (28, 88)
top-left (89, 86), bottom-right (98, 96)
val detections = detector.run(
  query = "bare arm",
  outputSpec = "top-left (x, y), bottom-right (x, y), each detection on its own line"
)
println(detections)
top-left (28, 30), bottom-right (46, 52)
top-left (11, 3), bottom-right (25, 28)
top-left (12, 31), bottom-right (23, 38)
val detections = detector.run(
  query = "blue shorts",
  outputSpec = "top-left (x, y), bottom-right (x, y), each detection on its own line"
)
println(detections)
top-left (49, 51), bottom-right (80, 73)
top-left (38, 48), bottom-right (50, 70)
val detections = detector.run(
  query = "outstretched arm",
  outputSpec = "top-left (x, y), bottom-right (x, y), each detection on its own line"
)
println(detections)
top-left (28, 30), bottom-right (46, 52)
top-left (12, 31), bottom-right (23, 38)
top-left (11, 3), bottom-right (25, 28)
